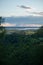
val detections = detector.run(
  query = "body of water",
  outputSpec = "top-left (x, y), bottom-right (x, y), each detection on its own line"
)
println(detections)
top-left (5, 27), bottom-right (40, 30)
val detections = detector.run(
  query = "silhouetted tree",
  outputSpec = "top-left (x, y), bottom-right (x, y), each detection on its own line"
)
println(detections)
top-left (0, 17), bottom-right (6, 42)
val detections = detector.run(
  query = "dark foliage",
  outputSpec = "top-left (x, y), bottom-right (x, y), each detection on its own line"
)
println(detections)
top-left (0, 26), bottom-right (43, 65)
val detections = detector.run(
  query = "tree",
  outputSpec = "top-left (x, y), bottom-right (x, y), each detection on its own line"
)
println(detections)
top-left (0, 17), bottom-right (5, 25)
top-left (36, 26), bottom-right (43, 37)
top-left (0, 17), bottom-right (6, 42)
top-left (0, 17), bottom-right (5, 31)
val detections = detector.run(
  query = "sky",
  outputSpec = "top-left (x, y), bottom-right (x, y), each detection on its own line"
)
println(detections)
top-left (0, 0), bottom-right (43, 27)
top-left (0, 0), bottom-right (43, 17)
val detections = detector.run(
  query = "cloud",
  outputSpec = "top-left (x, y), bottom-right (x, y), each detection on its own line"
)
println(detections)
top-left (1, 23), bottom-right (16, 27)
top-left (19, 24), bottom-right (43, 27)
top-left (17, 5), bottom-right (31, 9)
top-left (27, 11), bottom-right (43, 16)
top-left (32, 12), bottom-right (43, 16)
top-left (1, 23), bottom-right (43, 27)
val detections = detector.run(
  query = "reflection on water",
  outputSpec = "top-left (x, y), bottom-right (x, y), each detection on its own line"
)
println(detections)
top-left (5, 27), bottom-right (40, 30)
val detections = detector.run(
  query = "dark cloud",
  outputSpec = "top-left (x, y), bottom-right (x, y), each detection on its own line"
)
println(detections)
top-left (5, 16), bottom-right (43, 25)
top-left (32, 12), bottom-right (43, 15)
top-left (26, 11), bottom-right (43, 16)
top-left (17, 5), bottom-right (31, 9)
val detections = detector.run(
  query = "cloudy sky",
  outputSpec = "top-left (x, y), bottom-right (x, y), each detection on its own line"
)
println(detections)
top-left (0, 0), bottom-right (43, 27)
top-left (0, 0), bottom-right (43, 16)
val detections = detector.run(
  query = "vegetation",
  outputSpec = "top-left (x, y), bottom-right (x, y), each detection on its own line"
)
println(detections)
top-left (0, 17), bottom-right (43, 65)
